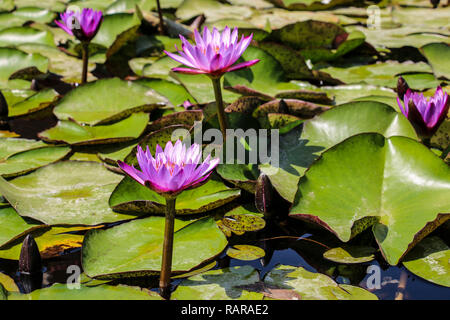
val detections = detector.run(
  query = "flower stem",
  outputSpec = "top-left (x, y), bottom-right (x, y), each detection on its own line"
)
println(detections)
top-left (156, 0), bottom-right (165, 35)
top-left (211, 77), bottom-right (228, 140)
top-left (81, 42), bottom-right (89, 84)
top-left (159, 196), bottom-right (176, 299)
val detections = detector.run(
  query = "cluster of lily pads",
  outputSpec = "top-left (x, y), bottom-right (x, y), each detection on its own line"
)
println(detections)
top-left (0, 0), bottom-right (449, 300)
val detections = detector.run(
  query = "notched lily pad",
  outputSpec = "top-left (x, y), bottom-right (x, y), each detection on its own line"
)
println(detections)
top-left (290, 134), bottom-right (450, 265)
top-left (264, 265), bottom-right (378, 300)
top-left (323, 246), bottom-right (377, 264)
top-left (53, 78), bottom-right (167, 125)
top-left (82, 216), bottom-right (228, 279)
top-left (171, 265), bottom-right (264, 300)
top-left (403, 236), bottom-right (450, 287)
top-left (0, 161), bottom-right (136, 225)
top-left (39, 113), bottom-right (149, 146)
top-left (226, 245), bottom-right (266, 261)
top-left (110, 175), bottom-right (241, 215)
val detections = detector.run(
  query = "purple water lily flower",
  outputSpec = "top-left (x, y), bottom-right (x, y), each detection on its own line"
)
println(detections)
top-left (118, 140), bottom-right (219, 197)
top-left (55, 8), bottom-right (103, 42)
top-left (164, 26), bottom-right (259, 77)
top-left (397, 86), bottom-right (449, 138)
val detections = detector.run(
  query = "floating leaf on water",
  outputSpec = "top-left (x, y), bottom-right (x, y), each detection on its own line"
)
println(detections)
top-left (323, 246), bottom-right (377, 264)
top-left (7, 283), bottom-right (162, 300)
top-left (403, 236), bottom-right (450, 287)
top-left (171, 265), bottom-right (264, 300)
top-left (290, 133), bottom-right (450, 265)
top-left (226, 245), bottom-right (266, 261)
top-left (0, 273), bottom-right (19, 292)
top-left (0, 161), bottom-right (135, 225)
top-left (53, 78), bottom-right (167, 125)
top-left (264, 265), bottom-right (378, 300)
top-left (82, 216), bottom-right (228, 279)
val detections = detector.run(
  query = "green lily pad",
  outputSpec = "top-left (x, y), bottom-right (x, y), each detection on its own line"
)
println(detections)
top-left (322, 84), bottom-right (397, 106)
top-left (0, 146), bottom-right (71, 178)
top-left (7, 283), bottom-right (162, 300)
top-left (0, 225), bottom-right (99, 260)
top-left (171, 265), bottom-right (264, 300)
top-left (268, 21), bottom-right (365, 63)
top-left (218, 213), bottom-right (266, 237)
top-left (318, 61), bottom-right (434, 89)
top-left (0, 47), bottom-right (48, 86)
top-left (347, 25), bottom-right (449, 50)
top-left (226, 245), bottom-right (266, 261)
top-left (264, 265), bottom-right (378, 300)
top-left (403, 236), bottom-right (450, 287)
top-left (290, 133), bottom-right (450, 265)
top-left (323, 246), bottom-right (377, 264)
top-left (93, 13), bottom-right (141, 48)
top-left (0, 161), bottom-right (136, 225)
top-left (82, 216), bottom-right (228, 279)
top-left (123, 125), bottom-right (191, 166)
top-left (0, 7), bottom-right (55, 27)
top-left (39, 112), bottom-right (149, 145)
top-left (0, 27), bottom-right (54, 47)
top-left (137, 78), bottom-right (196, 106)
top-left (0, 137), bottom-right (46, 160)
top-left (147, 110), bottom-right (203, 131)
top-left (224, 46), bottom-right (302, 99)
top-left (53, 78), bottom-right (167, 125)
top-left (17, 43), bottom-right (96, 83)
top-left (8, 89), bottom-right (57, 118)
top-left (175, 0), bottom-right (253, 22)
top-left (109, 175), bottom-right (241, 215)
top-left (268, 0), bottom-right (360, 11)
top-left (420, 42), bottom-right (450, 79)
top-left (261, 101), bottom-right (417, 202)
top-left (0, 207), bottom-right (33, 247)
top-left (172, 72), bottom-right (240, 104)
top-left (0, 284), bottom-right (6, 300)
top-left (97, 141), bottom-right (138, 164)
top-left (0, 273), bottom-right (18, 292)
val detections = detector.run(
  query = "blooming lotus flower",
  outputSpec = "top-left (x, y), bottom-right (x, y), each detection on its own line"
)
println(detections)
top-left (164, 26), bottom-right (259, 77)
top-left (55, 8), bottom-right (103, 42)
top-left (117, 140), bottom-right (219, 197)
top-left (397, 87), bottom-right (449, 139)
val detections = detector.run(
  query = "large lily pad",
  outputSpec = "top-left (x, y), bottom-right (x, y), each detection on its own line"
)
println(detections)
top-left (290, 133), bottom-right (450, 265)
top-left (109, 175), bottom-right (241, 215)
top-left (0, 146), bottom-right (71, 178)
top-left (0, 207), bottom-right (33, 247)
top-left (0, 137), bottom-right (46, 159)
top-left (0, 27), bottom-right (54, 47)
top-left (261, 101), bottom-right (417, 202)
top-left (7, 89), bottom-right (57, 118)
top-left (82, 216), bottom-right (228, 279)
top-left (0, 161), bottom-right (136, 225)
top-left (0, 224), bottom-right (98, 260)
top-left (420, 42), bottom-right (450, 79)
top-left (318, 61), bottom-right (435, 89)
top-left (0, 47), bottom-right (48, 86)
top-left (53, 78), bottom-right (167, 125)
top-left (171, 265), bottom-right (264, 300)
top-left (39, 112), bottom-right (149, 145)
top-left (264, 265), bottom-right (378, 300)
top-left (403, 236), bottom-right (450, 287)
top-left (224, 46), bottom-right (303, 98)
top-left (8, 283), bottom-right (162, 300)
top-left (93, 13), bottom-right (141, 48)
